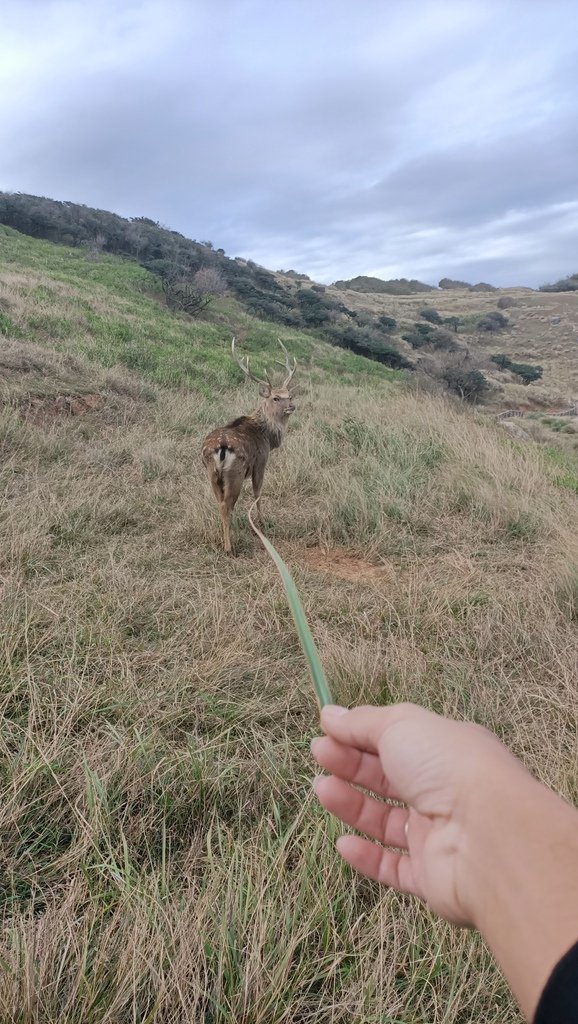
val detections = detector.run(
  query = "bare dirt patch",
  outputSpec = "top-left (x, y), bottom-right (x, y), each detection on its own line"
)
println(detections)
top-left (289, 543), bottom-right (397, 584)
top-left (21, 392), bottom-right (104, 425)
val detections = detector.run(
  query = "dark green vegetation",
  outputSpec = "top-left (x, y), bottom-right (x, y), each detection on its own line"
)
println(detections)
top-left (540, 272), bottom-right (578, 292)
top-left (491, 354), bottom-right (544, 385)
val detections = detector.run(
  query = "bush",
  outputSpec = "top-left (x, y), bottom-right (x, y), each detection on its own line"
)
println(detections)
top-left (428, 328), bottom-right (459, 352)
top-left (469, 282), bottom-right (497, 292)
top-left (402, 325), bottom-right (458, 352)
top-left (377, 315), bottom-right (397, 331)
top-left (402, 331), bottom-right (429, 350)
top-left (497, 297), bottom-right (516, 309)
top-left (443, 367), bottom-right (490, 403)
top-left (478, 312), bottom-right (509, 331)
top-left (419, 306), bottom-right (444, 325)
top-left (510, 362), bottom-right (543, 385)
top-left (329, 324), bottom-right (413, 369)
top-left (490, 353), bottom-right (512, 370)
top-left (490, 353), bottom-right (542, 384)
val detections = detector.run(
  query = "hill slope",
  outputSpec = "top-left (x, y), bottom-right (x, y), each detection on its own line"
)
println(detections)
top-left (3, 193), bottom-right (578, 410)
top-left (0, 229), bottom-right (578, 1023)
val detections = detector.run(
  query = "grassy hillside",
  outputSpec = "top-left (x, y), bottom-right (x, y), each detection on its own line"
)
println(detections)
top-left (1, 228), bottom-right (578, 1023)
top-left (323, 279), bottom-right (578, 409)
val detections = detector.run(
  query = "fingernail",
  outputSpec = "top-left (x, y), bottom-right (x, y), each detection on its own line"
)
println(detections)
top-left (312, 775), bottom-right (325, 793)
top-left (323, 704), bottom-right (348, 716)
top-left (310, 737), bottom-right (321, 755)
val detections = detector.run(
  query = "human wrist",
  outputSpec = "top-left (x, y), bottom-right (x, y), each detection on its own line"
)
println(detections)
top-left (460, 761), bottom-right (578, 1018)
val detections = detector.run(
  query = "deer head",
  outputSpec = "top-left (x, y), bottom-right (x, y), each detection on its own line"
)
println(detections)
top-left (232, 337), bottom-right (296, 420)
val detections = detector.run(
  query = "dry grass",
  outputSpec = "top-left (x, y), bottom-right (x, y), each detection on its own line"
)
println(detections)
top-left (322, 283), bottom-right (578, 406)
top-left (1, 230), bottom-right (578, 1021)
top-left (0, 334), bottom-right (577, 1022)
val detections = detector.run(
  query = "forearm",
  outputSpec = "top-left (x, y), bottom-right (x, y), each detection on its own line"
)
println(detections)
top-left (465, 769), bottom-right (578, 1021)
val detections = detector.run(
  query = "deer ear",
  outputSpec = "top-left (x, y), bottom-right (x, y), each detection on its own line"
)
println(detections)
top-left (259, 382), bottom-right (271, 398)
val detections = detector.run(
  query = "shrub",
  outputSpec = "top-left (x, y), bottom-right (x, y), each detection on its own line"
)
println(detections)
top-left (497, 297), bottom-right (516, 309)
top-left (469, 282), bottom-right (497, 292)
top-left (478, 312), bottom-right (509, 331)
top-left (378, 315), bottom-right (397, 331)
top-left (490, 353), bottom-right (512, 370)
top-left (443, 367), bottom-right (490, 402)
top-left (509, 362), bottom-right (543, 385)
top-left (402, 331), bottom-right (429, 350)
top-left (428, 328), bottom-right (459, 352)
top-left (419, 307), bottom-right (444, 325)
top-left (490, 353), bottom-right (543, 384)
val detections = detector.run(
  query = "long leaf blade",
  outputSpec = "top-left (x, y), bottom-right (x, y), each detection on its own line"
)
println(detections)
top-left (248, 505), bottom-right (333, 709)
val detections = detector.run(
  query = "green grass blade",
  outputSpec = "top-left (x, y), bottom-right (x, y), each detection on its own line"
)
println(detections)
top-left (248, 504), bottom-right (333, 709)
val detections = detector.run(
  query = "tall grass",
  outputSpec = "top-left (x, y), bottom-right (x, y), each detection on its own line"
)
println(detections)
top-left (0, 232), bottom-right (577, 1022)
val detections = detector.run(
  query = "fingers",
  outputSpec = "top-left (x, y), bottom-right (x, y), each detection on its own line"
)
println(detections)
top-left (311, 735), bottom-right (402, 800)
top-left (336, 834), bottom-right (421, 896)
top-left (319, 702), bottom-right (424, 754)
top-left (314, 774), bottom-right (409, 848)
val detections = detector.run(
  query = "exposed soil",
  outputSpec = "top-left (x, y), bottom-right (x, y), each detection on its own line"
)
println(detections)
top-left (20, 392), bottom-right (103, 425)
top-left (289, 543), bottom-right (397, 584)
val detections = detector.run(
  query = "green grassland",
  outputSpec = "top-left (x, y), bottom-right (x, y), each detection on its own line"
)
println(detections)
top-left (0, 227), bottom-right (577, 1022)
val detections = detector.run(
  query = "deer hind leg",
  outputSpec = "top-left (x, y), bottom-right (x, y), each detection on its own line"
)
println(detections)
top-left (220, 476), bottom-right (244, 554)
top-left (251, 463), bottom-right (266, 520)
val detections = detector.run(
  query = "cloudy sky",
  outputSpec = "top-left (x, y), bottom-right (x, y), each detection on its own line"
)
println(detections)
top-left (2, 0), bottom-right (578, 287)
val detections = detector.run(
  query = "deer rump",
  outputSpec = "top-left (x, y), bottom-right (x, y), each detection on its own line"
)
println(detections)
top-left (202, 415), bottom-right (274, 484)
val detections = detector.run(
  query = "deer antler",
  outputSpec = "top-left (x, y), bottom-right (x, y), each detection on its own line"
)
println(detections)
top-left (275, 339), bottom-right (297, 388)
top-left (231, 337), bottom-right (271, 389)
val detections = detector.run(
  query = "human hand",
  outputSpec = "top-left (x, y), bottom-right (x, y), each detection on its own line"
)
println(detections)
top-left (311, 702), bottom-right (526, 927)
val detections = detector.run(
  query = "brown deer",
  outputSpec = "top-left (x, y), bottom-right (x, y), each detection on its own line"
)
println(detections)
top-left (201, 338), bottom-right (297, 553)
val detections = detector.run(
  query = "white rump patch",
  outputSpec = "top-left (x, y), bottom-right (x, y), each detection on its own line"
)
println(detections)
top-left (213, 448), bottom-right (236, 469)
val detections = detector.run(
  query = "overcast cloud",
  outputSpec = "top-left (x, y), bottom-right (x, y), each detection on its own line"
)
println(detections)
top-left (1, 0), bottom-right (577, 286)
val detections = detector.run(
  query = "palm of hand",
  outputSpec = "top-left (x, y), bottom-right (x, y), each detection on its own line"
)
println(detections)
top-left (312, 704), bottom-right (509, 927)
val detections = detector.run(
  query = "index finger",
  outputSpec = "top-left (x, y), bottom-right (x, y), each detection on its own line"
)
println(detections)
top-left (320, 702), bottom-right (420, 752)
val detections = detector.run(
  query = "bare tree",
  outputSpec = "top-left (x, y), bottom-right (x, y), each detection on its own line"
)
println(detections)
top-left (162, 266), bottom-right (226, 317)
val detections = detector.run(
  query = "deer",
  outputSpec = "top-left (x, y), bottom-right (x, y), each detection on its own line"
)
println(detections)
top-left (201, 337), bottom-right (297, 554)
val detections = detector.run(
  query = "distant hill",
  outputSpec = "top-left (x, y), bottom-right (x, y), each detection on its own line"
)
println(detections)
top-left (333, 275), bottom-right (435, 295)
top-left (438, 278), bottom-right (498, 292)
top-left (2, 191), bottom-right (576, 401)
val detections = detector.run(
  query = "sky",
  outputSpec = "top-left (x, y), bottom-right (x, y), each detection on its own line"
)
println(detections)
top-left (1, 0), bottom-right (578, 287)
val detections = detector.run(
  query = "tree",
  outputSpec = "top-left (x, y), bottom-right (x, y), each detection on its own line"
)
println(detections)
top-left (162, 265), bottom-right (226, 316)
top-left (443, 316), bottom-right (460, 333)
